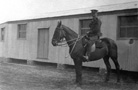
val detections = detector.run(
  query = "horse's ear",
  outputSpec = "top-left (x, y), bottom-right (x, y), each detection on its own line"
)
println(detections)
top-left (59, 21), bottom-right (62, 26)
top-left (57, 21), bottom-right (61, 27)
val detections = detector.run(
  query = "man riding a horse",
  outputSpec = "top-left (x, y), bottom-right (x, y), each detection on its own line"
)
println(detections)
top-left (52, 19), bottom-right (120, 85)
top-left (84, 9), bottom-right (102, 61)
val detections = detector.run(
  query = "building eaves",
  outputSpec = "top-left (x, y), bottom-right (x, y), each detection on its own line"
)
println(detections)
top-left (6, 1), bottom-right (138, 23)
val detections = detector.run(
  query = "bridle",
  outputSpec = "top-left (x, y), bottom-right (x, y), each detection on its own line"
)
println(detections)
top-left (54, 25), bottom-right (79, 46)
top-left (53, 25), bottom-right (83, 56)
top-left (55, 37), bottom-right (79, 46)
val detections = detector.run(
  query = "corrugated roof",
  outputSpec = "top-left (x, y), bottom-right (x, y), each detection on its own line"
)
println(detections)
top-left (36, 1), bottom-right (138, 18)
top-left (7, 1), bottom-right (138, 22)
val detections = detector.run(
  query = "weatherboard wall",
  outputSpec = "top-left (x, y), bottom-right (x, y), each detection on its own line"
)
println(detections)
top-left (0, 9), bottom-right (138, 71)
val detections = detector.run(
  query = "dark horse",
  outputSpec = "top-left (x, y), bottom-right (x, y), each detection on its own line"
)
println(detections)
top-left (52, 21), bottom-right (120, 85)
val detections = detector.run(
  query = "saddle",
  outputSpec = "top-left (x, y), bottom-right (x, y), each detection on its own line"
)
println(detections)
top-left (83, 38), bottom-right (103, 53)
top-left (82, 36), bottom-right (104, 62)
top-left (95, 40), bottom-right (103, 48)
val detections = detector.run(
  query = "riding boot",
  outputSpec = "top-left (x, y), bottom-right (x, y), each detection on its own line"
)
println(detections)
top-left (83, 45), bottom-right (92, 62)
top-left (83, 56), bottom-right (89, 62)
top-left (83, 39), bottom-right (95, 62)
top-left (83, 48), bottom-right (89, 62)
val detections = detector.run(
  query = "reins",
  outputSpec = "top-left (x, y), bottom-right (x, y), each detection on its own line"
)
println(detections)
top-left (69, 35), bottom-right (80, 55)
top-left (57, 35), bottom-right (84, 58)
top-left (54, 24), bottom-right (85, 58)
top-left (57, 37), bottom-right (78, 47)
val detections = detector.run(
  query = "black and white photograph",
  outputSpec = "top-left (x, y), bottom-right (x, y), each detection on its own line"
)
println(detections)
top-left (0, 0), bottom-right (138, 90)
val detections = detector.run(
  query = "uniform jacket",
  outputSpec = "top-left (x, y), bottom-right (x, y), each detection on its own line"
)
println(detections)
top-left (89, 17), bottom-right (102, 36)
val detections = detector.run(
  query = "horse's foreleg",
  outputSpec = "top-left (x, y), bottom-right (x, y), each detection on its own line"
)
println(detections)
top-left (103, 56), bottom-right (111, 82)
top-left (73, 58), bottom-right (82, 85)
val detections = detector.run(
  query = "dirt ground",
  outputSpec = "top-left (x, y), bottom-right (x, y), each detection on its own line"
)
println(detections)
top-left (0, 62), bottom-right (138, 90)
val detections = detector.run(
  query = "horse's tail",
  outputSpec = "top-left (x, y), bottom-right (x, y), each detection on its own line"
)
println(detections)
top-left (101, 38), bottom-right (118, 58)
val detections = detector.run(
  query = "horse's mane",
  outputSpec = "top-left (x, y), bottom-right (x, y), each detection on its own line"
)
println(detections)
top-left (62, 25), bottom-right (78, 38)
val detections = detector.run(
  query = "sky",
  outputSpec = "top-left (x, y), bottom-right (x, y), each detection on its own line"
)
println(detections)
top-left (0, 0), bottom-right (137, 23)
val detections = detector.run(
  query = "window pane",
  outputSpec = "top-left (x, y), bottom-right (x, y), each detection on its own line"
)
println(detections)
top-left (127, 27), bottom-right (134, 37)
top-left (81, 29), bottom-right (90, 35)
top-left (133, 27), bottom-right (138, 38)
top-left (18, 24), bottom-right (26, 30)
top-left (120, 15), bottom-right (138, 26)
top-left (80, 19), bottom-right (91, 35)
top-left (18, 24), bottom-right (26, 39)
top-left (1, 28), bottom-right (5, 41)
top-left (19, 32), bottom-right (26, 39)
top-left (80, 20), bottom-right (91, 28)
top-left (120, 27), bottom-right (127, 37)
top-left (119, 15), bottom-right (138, 38)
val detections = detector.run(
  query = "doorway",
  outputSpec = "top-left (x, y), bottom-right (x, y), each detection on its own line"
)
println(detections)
top-left (37, 28), bottom-right (49, 59)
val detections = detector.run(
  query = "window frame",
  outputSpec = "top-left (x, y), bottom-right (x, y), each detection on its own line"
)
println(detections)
top-left (17, 23), bottom-right (27, 40)
top-left (79, 19), bottom-right (91, 36)
top-left (1, 27), bottom-right (5, 41)
top-left (117, 14), bottom-right (138, 40)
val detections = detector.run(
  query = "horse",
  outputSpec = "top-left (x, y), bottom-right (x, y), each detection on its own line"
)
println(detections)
top-left (52, 21), bottom-right (120, 85)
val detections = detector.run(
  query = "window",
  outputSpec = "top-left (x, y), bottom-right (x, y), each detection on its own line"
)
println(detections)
top-left (118, 15), bottom-right (138, 39)
top-left (1, 28), bottom-right (5, 41)
top-left (80, 19), bottom-right (91, 35)
top-left (18, 24), bottom-right (27, 39)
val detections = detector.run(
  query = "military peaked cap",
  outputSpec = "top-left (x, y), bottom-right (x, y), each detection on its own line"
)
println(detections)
top-left (91, 9), bottom-right (98, 15)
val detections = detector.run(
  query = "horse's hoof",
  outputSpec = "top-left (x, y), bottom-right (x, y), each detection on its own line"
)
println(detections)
top-left (77, 82), bottom-right (82, 86)
top-left (116, 79), bottom-right (121, 83)
top-left (116, 80), bottom-right (121, 84)
top-left (104, 79), bottom-right (109, 83)
top-left (104, 81), bottom-right (108, 83)
top-left (75, 82), bottom-right (82, 86)
top-left (71, 84), bottom-right (82, 90)
top-left (74, 81), bottom-right (82, 86)
top-left (75, 87), bottom-right (83, 90)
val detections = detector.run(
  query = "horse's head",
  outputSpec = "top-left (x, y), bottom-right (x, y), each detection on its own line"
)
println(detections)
top-left (52, 21), bottom-right (65, 46)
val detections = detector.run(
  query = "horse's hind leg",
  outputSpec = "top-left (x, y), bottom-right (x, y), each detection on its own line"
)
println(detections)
top-left (111, 57), bottom-right (120, 83)
top-left (103, 56), bottom-right (111, 82)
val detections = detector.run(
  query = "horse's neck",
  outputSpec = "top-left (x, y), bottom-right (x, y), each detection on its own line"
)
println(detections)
top-left (62, 25), bottom-right (78, 47)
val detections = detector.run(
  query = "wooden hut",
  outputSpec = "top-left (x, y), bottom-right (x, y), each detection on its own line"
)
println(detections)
top-left (0, 1), bottom-right (138, 71)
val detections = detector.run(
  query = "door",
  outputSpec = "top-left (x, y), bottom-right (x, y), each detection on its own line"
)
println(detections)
top-left (37, 28), bottom-right (49, 59)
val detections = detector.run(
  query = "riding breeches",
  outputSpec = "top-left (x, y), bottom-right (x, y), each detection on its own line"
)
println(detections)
top-left (86, 35), bottom-right (98, 57)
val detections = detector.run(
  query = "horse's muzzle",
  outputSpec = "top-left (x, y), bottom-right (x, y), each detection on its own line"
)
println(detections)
top-left (52, 39), bottom-right (58, 46)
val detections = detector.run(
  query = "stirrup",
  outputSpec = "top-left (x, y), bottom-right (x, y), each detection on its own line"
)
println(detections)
top-left (83, 56), bottom-right (89, 62)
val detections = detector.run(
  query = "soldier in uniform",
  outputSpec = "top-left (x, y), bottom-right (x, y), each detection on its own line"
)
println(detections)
top-left (88, 9), bottom-right (102, 39)
top-left (84, 9), bottom-right (102, 61)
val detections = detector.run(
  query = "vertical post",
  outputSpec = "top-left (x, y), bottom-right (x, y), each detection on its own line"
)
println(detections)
top-left (0, 57), bottom-right (10, 63)
top-left (27, 60), bottom-right (35, 65)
